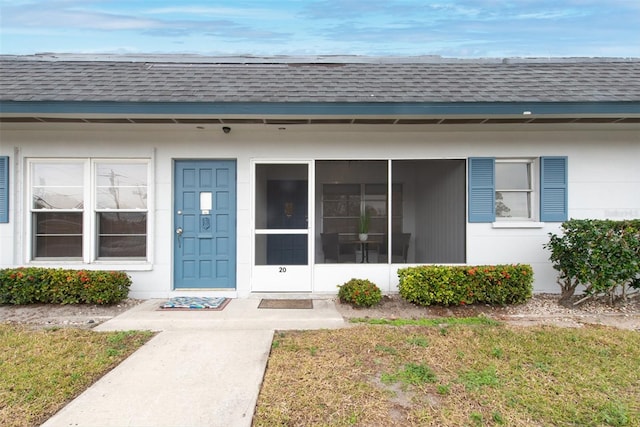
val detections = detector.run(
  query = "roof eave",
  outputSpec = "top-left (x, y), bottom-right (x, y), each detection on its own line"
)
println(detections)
top-left (1, 100), bottom-right (639, 117)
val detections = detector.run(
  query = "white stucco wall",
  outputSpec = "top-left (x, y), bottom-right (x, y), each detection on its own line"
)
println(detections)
top-left (1, 121), bottom-right (638, 298)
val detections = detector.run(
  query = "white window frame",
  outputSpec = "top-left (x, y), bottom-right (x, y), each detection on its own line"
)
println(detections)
top-left (27, 158), bottom-right (152, 265)
top-left (494, 158), bottom-right (537, 221)
top-left (29, 159), bottom-right (85, 260)
top-left (93, 159), bottom-right (149, 261)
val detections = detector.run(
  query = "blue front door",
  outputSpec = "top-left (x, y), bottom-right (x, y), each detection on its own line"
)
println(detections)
top-left (174, 160), bottom-right (236, 289)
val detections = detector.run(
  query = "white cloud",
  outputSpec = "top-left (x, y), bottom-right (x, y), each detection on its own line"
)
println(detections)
top-left (1, 1), bottom-right (160, 30)
top-left (143, 6), bottom-right (288, 20)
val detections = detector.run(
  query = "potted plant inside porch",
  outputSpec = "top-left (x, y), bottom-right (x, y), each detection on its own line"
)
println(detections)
top-left (358, 210), bottom-right (370, 242)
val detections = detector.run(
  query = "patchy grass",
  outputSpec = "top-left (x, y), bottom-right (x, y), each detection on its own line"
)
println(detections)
top-left (350, 315), bottom-right (501, 327)
top-left (254, 320), bottom-right (640, 426)
top-left (0, 324), bottom-right (154, 427)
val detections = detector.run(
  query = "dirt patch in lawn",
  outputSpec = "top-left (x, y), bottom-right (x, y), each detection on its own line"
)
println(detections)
top-left (0, 299), bottom-right (143, 329)
top-left (334, 293), bottom-right (640, 330)
top-left (2, 294), bottom-right (639, 331)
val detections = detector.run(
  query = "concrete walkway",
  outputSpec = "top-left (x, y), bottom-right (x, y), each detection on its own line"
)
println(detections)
top-left (42, 298), bottom-right (346, 427)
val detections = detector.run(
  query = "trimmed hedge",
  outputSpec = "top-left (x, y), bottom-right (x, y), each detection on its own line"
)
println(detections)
top-left (397, 264), bottom-right (534, 307)
top-left (0, 267), bottom-right (131, 305)
top-left (338, 278), bottom-right (383, 308)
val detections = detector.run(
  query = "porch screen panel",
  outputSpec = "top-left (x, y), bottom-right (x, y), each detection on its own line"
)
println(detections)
top-left (255, 164), bottom-right (308, 266)
top-left (315, 161), bottom-right (387, 264)
top-left (392, 160), bottom-right (466, 264)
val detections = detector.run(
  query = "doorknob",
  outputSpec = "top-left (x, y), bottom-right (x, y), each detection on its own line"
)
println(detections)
top-left (176, 227), bottom-right (183, 248)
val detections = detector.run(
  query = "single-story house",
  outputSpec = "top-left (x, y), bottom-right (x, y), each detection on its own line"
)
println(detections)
top-left (0, 54), bottom-right (638, 299)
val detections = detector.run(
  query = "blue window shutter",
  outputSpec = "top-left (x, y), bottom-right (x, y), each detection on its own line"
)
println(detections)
top-left (540, 156), bottom-right (568, 222)
top-left (468, 157), bottom-right (495, 222)
top-left (0, 156), bottom-right (8, 223)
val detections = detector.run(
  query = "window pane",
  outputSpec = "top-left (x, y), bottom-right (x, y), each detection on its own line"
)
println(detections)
top-left (365, 199), bottom-right (386, 217)
top-left (365, 184), bottom-right (386, 195)
top-left (99, 212), bottom-right (147, 234)
top-left (33, 187), bottom-right (84, 209)
top-left (99, 236), bottom-right (147, 257)
top-left (96, 188), bottom-right (147, 209)
top-left (32, 163), bottom-right (84, 209)
top-left (323, 183), bottom-right (360, 196)
top-left (97, 212), bottom-right (147, 258)
top-left (323, 200), bottom-right (348, 217)
top-left (322, 184), bottom-right (360, 217)
top-left (35, 212), bottom-right (83, 234)
top-left (495, 163), bottom-right (530, 189)
top-left (96, 163), bottom-right (148, 209)
top-left (32, 163), bottom-right (83, 186)
top-left (34, 212), bottom-right (83, 257)
top-left (35, 236), bottom-right (83, 257)
top-left (96, 163), bottom-right (147, 186)
top-left (496, 191), bottom-right (531, 218)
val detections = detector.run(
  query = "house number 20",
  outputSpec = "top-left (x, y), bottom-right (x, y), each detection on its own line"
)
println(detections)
top-left (279, 267), bottom-right (287, 273)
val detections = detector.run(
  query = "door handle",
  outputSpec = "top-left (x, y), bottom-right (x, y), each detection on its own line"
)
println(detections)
top-left (176, 227), bottom-right (183, 248)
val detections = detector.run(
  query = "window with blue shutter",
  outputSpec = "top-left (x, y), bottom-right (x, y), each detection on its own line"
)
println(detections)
top-left (0, 156), bottom-right (8, 223)
top-left (468, 157), bottom-right (495, 222)
top-left (540, 156), bottom-right (568, 222)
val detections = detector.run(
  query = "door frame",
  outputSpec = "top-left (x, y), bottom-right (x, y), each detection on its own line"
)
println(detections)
top-left (173, 159), bottom-right (237, 290)
top-left (251, 160), bottom-right (314, 292)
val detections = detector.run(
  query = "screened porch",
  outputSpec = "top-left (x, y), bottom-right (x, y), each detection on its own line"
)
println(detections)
top-left (314, 160), bottom-right (466, 265)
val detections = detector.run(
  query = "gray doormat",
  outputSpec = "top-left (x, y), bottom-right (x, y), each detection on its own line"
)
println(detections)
top-left (258, 299), bottom-right (313, 309)
top-left (160, 296), bottom-right (229, 311)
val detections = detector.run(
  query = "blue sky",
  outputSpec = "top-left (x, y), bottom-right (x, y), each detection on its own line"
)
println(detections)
top-left (1, 0), bottom-right (639, 58)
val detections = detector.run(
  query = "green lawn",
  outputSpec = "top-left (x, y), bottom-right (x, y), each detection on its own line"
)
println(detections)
top-left (0, 324), bottom-right (154, 427)
top-left (255, 319), bottom-right (640, 426)
top-left (3, 318), bottom-right (638, 427)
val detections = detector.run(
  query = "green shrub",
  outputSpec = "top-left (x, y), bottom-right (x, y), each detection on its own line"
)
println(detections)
top-left (397, 264), bottom-right (533, 307)
top-left (544, 219), bottom-right (640, 302)
top-left (338, 278), bottom-right (382, 308)
top-left (0, 268), bottom-right (131, 305)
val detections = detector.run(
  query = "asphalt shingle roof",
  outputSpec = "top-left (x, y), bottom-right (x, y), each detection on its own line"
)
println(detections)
top-left (1, 56), bottom-right (639, 104)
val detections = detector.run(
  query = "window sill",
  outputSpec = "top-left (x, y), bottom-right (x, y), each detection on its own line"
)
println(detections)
top-left (492, 221), bottom-right (545, 229)
top-left (91, 261), bottom-right (152, 271)
top-left (29, 260), bottom-right (152, 271)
